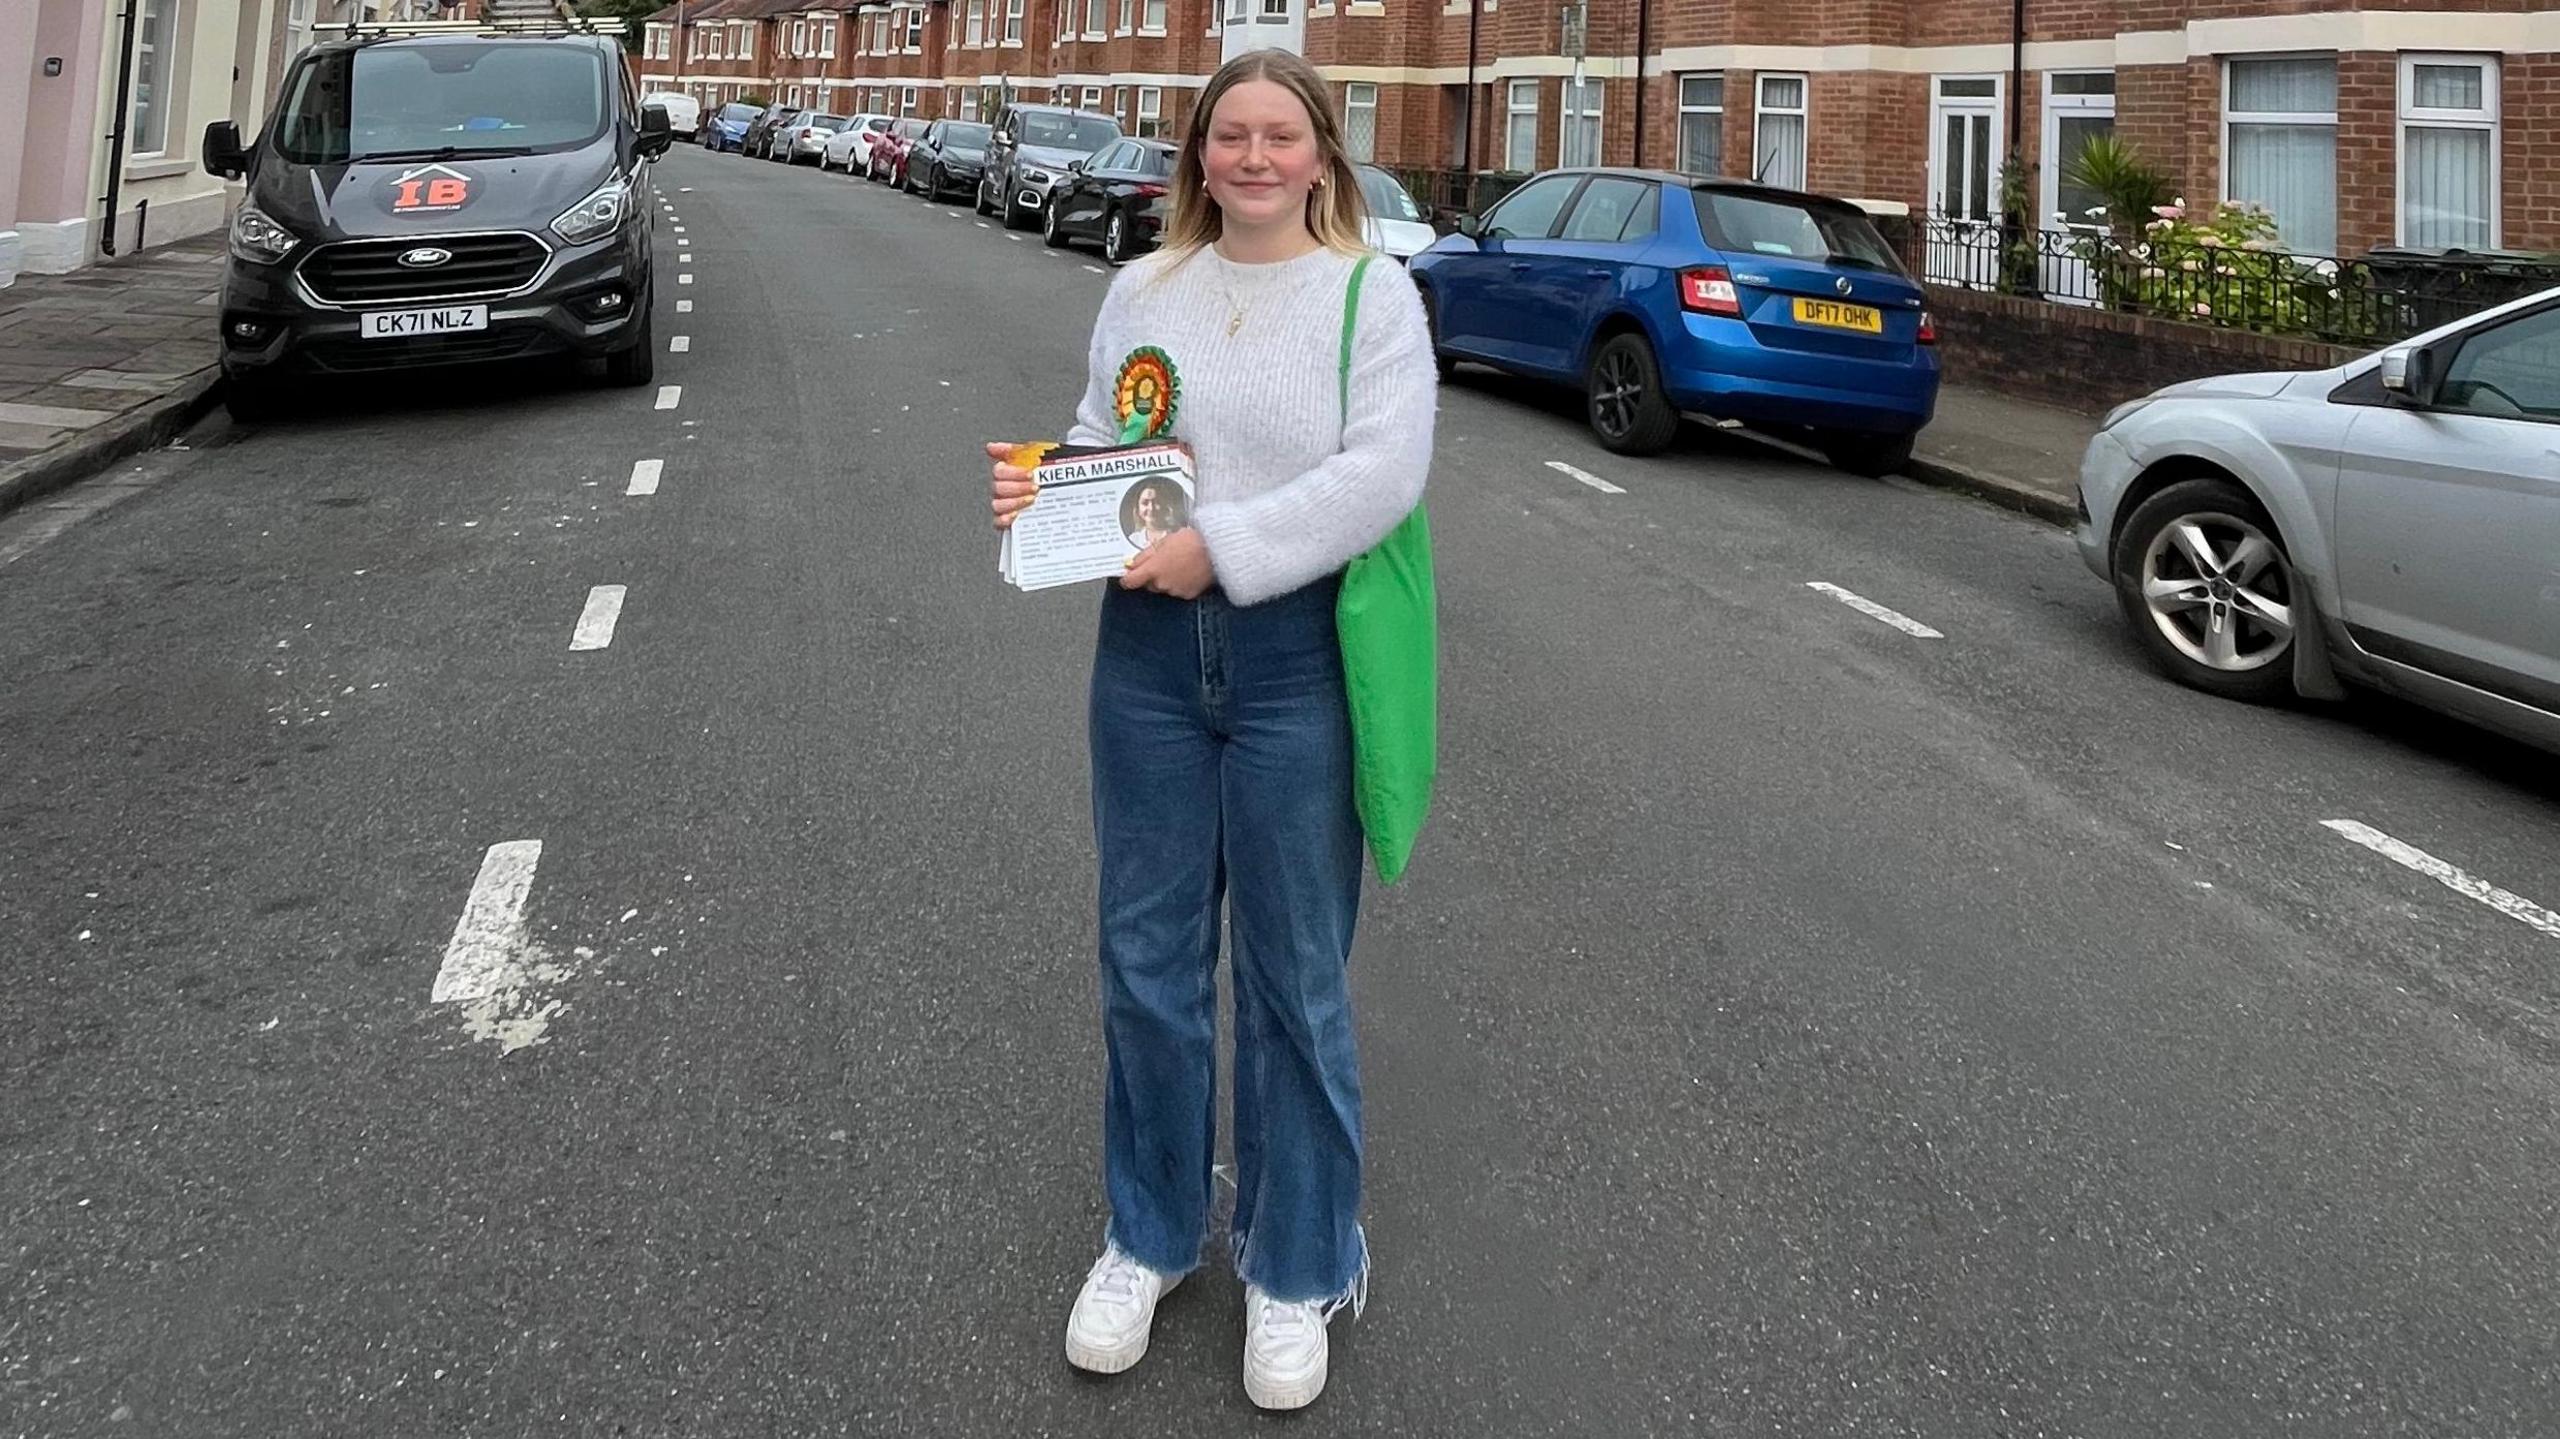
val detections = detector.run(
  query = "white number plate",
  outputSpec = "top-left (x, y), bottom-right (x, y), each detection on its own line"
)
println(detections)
top-left (360, 305), bottom-right (489, 339)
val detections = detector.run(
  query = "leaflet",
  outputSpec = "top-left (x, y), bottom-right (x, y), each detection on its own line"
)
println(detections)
top-left (998, 440), bottom-right (1198, 592)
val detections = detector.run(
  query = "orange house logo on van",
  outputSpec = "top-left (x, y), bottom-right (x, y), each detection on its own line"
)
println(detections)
top-left (388, 163), bottom-right (474, 214)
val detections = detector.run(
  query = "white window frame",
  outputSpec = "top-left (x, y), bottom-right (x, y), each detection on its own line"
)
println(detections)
top-left (1225, 0), bottom-right (1247, 26)
top-left (740, 22), bottom-right (755, 58)
top-left (960, 89), bottom-right (981, 120)
top-left (1082, 84), bottom-right (1104, 111)
top-left (965, 0), bottom-right (985, 46)
top-left (1140, 0), bottom-right (1166, 35)
top-left (1560, 75), bottom-right (1602, 168)
top-left (1118, 0), bottom-right (1135, 35)
top-left (1752, 72), bottom-right (1808, 188)
top-left (2222, 53), bottom-right (2338, 255)
top-left (1004, 0), bottom-right (1023, 44)
top-left (1259, 0), bottom-right (1288, 20)
top-left (2397, 52), bottom-right (2500, 249)
top-left (1676, 73), bottom-right (1722, 177)
top-left (1058, 0), bottom-right (1073, 40)
top-left (903, 85), bottom-right (920, 114)
top-left (1344, 81), bottom-right (1378, 163)
top-left (818, 16), bottom-right (837, 56)
top-left (1504, 77), bottom-right (1539, 173)
top-left (791, 18), bottom-right (807, 55)
top-left (1084, 0), bottom-right (1107, 40)
top-left (1137, 84), bottom-right (1164, 137)
top-left (1927, 73), bottom-right (2004, 223)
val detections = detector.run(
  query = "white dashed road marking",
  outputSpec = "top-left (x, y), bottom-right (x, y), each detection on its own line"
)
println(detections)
top-left (1544, 459), bottom-right (1625, 495)
top-left (670, 335), bottom-right (690, 353)
top-left (627, 459), bottom-right (663, 496)
top-left (678, 252), bottom-right (693, 264)
top-left (434, 840), bottom-right (543, 1003)
top-left (654, 385), bottom-right (681, 410)
top-left (2322, 820), bottom-right (2560, 939)
top-left (676, 299), bottom-right (693, 312)
top-left (1082, 264), bottom-right (1106, 274)
top-left (571, 585), bottom-right (627, 651)
top-left (677, 238), bottom-right (690, 247)
top-left (679, 273), bottom-right (694, 285)
top-left (1805, 582), bottom-right (1944, 639)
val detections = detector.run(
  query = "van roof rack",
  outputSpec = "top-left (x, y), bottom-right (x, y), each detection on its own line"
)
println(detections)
top-left (332, 5), bottom-right (607, 41)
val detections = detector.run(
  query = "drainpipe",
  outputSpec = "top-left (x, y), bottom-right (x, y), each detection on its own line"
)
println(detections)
top-left (1631, 0), bottom-right (1649, 168)
top-left (1458, 0), bottom-right (1479, 200)
top-left (2008, 0), bottom-right (2025, 211)
top-left (100, 0), bottom-right (145, 257)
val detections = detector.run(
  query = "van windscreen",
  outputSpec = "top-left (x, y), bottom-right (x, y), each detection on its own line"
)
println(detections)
top-left (275, 42), bottom-right (612, 164)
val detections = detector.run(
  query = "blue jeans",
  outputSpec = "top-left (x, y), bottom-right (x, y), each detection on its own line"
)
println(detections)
top-left (1088, 576), bottom-right (1369, 1309)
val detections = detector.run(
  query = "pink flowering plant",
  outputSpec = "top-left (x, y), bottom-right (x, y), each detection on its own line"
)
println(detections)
top-left (2063, 197), bottom-right (2384, 343)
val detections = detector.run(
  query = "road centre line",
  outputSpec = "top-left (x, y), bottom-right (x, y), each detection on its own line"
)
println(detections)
top-left (571, 585), bottom-right (627, 651)
top-left (678, 273), bottom-right (693, 285)
top-left (1083, 264), bottom-right (1105, 274)
top-left (1544, 459), bottom-right (1625, 495)
top-left (627, 459), bottom-right (662, 496)
top-left (677, 238), bottom-right (690, 247)
top-left (654, 385), bottom-right (681, 410)
top-left (2322, 820), bottom-right (2560, 939)
top-left (1805, 582), bottom-right (1945, 639)
top-left (678, 253), bottom-right (692, 264)
top-left (676, 299), bottom-right (693, 312)
top-left (670, 335), bottom-right (690, 353)
top-left (434, 840), bottom-right (543, 1003)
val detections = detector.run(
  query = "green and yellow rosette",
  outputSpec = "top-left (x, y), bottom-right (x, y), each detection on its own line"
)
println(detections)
top-left (1113, 347), bottom-right (1179, 446)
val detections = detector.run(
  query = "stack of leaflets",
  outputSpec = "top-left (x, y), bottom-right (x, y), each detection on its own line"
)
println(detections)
top-left (998, 439), bottom-right (1199, 592)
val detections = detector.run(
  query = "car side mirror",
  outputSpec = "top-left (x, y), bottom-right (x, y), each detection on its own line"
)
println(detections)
top-left (639, 105), bottom-right (673, 159)
top-left (1066, 157), bottom-right (1085, 174)
top-left (2380, 344), bottom-right (2443, 407)
top-left (1451, 212), bottom-right (1484, 240)
top-left (202, 120), bottom-right (248, 180)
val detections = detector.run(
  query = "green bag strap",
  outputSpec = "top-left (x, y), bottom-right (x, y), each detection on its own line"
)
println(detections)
top-left (1338, 253), bottom-right (1373, 428)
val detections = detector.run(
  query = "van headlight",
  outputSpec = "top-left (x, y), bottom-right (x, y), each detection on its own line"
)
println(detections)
top-left (228, 205), bottom-right (298, 264)
top-left (551, 177), bottom-right (631, 245)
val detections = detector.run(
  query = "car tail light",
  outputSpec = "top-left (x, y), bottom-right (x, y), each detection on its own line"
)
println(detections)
top-left (1679, 266), bottom-right (1742, 318)
top-left (1133, 182), bottom-right (1167, 198)
top-left (1917, 310), bottom-right (1939, 345)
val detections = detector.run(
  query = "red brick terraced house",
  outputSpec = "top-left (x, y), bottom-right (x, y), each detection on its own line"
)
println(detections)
top-left (840, 4), bottom-right (950, 121)
top-left (656, 2), bottom-right (2560, 262)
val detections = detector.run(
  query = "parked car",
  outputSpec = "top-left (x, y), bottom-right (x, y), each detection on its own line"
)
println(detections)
top-left (868, 116), bottom-right (929, 185)
top-left (641, 90), bottom-right (700, 140)
top-left (1410, 168), bottom-right (1938, 468)
top-left (199, 27), bottom-right (669, 419)
top-left (1042, 138), bottom-right (1175, 263)
top-left (769, 112), bottom-right (846, 164)
top-left (740, 104), bottom-right (800, 158)
top-left (1356, 164), bottom-right (1436, 262)
top-left (905, 119), bottom-right (992, 203)
top-left (701, 100), bottom-right (759, 152)
top-left (2075, 289), bottom-right (2560, 753)
top-left (821, 112), bottom-right (895, 173)
top-left (978, 103), bottom-right (1121, 230)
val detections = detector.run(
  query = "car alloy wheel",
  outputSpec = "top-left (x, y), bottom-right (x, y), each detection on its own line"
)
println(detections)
top-left (1042, 198), bottom-right (1068, 248)
top-left (1586, 333), bottom-right (1680, 455)
top-left (2139, 509), bottom-right (2293, 674)
top-left (1104, 211), bottom-right (1129, 264)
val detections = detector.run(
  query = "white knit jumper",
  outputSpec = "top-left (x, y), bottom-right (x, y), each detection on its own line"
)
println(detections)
top-left (1063, 244), bottom-right (1439, 607)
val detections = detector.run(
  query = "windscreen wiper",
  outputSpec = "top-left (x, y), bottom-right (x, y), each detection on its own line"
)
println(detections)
top-left (344, 144), bottom-right (537, 163)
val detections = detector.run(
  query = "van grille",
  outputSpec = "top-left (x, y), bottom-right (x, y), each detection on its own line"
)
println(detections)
top-left (303, 329), bottom-right (550, 372)
top-left (299, 232), bottom-right (550, 305)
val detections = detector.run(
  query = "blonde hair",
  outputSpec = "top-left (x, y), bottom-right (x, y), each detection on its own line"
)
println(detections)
top-left (1158, 49), bottom-right (1370, 261)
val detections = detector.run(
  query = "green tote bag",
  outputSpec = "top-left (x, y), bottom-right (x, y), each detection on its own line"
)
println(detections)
top-left (1334, 254), bottom-right (1438, 884)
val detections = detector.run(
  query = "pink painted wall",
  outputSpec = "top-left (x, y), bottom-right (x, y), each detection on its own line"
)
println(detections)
top-left (17, 0), bottom-right (111, 232)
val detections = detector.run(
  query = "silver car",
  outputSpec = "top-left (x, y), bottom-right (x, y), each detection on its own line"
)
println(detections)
top-left (2076, 288), bottom-right (2560, 752)
top-left (771, 113), bottom-right (847, 164)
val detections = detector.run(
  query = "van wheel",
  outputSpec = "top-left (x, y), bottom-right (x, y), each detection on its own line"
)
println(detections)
top-left (605, 311), bottom-right (656, 387)
top-left (2111, 477), bottom-right (2298, 704)
top-left (222, 369), bottom-right (281, 423)
top-left (1587, 332), bottom-right (1680, 456)
top-left (1821, 432), bottom-right (1915, 478)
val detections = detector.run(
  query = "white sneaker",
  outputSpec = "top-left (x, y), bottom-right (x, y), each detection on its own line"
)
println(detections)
top-left (1064, 1246), bottom-right (1179, 1374)
top-left (1242, 1286), bottom-right (1330, 1410)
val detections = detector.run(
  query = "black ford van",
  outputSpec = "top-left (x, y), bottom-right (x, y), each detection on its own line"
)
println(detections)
top-left (202, 28), bottom-right (672, 419)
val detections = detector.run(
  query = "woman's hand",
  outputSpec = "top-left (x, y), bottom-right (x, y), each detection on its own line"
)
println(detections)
top-left (1122, 528), bottom-right (1213, 599)
top-left (986, 441), bottom-right (1038, 530)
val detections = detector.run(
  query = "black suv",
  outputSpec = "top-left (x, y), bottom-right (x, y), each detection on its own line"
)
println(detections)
top-left (203, 28), bottom-right (671, 418)
top-left (976, 103), bottom-right (1121, 231)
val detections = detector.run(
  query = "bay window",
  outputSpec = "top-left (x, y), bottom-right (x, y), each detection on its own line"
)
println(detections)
top-left (2224, 56), bottom-right (2338, 255)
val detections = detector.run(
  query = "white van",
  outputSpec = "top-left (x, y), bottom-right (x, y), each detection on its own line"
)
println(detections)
top-left (640, 91), bottom-right (701, 140)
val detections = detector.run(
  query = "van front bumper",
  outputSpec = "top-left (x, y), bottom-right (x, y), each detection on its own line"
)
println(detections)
top-left (217, 229), bottom-right (649, 379)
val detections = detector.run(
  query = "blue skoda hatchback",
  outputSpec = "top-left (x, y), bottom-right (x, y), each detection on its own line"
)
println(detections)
top-left (1410, 169), bottom-right (1939, 474)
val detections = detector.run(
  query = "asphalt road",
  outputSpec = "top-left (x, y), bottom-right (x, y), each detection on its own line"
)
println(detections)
top-left (5, 146), bottom-right (2560, 1438)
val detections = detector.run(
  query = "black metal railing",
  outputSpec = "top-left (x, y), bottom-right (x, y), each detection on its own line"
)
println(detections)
top-left (1386, 167), bottom-right (1532, 231)
top-left (1899, 214), bottom-right (2560, 346)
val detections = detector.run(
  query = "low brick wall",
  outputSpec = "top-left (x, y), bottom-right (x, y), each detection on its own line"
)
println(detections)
top-left (1925, 285), bottom-right (2365, 414)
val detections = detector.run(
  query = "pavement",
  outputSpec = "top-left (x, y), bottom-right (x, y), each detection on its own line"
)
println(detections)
top-left (5, 150), bottom-right (2559, 1437)
top-left (0, 232), bottom-right (225, 518)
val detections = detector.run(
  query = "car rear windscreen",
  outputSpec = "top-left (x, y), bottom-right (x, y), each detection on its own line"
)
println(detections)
top-left (1693, 190), bottom-right (1904, 274)
top-left (1022, 113), bottom-right (1120, 151)
top-left (948, 123), bottom-right (993, 146)
top-left (275, 43), bottom-right (610, 164)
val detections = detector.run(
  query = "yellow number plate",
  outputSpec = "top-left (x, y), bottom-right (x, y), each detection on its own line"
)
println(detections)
top-left (1791, 298), bottom-right (1884, 334)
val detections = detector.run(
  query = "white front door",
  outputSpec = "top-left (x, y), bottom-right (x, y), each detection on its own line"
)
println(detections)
top-left (1926, 76), bottom-right (2003, 289)
top-left (2040, 72), bottom-right (2117, 305)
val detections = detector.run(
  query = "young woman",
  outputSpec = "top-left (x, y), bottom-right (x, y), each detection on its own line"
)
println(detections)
top-left (985, 46), bottom-right (1437, 1411)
